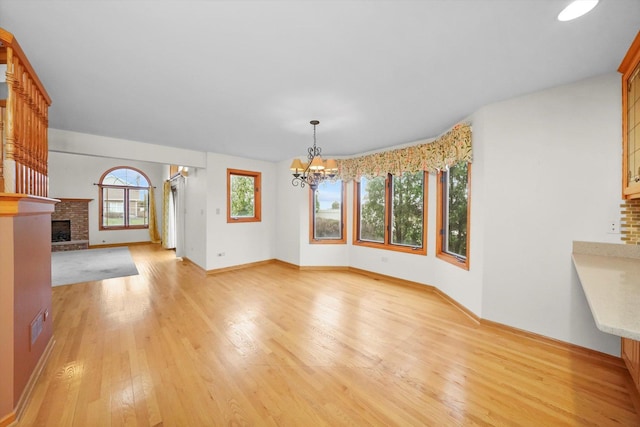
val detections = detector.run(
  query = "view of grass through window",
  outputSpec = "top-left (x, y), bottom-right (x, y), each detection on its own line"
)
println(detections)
top-left (313, 180), bottom-right (343, 239)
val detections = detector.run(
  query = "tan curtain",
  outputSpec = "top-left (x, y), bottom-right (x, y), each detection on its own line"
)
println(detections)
top-left (162, 180), bottom-right (171, 249)
top-left (337, 123), bottom-right (472, 181)
top-left (148, 185), bottom-right (161, 243)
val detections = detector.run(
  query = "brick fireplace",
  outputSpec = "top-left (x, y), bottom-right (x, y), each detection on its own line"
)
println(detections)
top-left (51, 198), bottom-right (92, 252)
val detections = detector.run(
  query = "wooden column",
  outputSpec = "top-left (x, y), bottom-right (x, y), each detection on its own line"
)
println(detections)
top-left (0, 193), bottom-right (57, 426)
top-left (0, 103), bottom-right (4, 192)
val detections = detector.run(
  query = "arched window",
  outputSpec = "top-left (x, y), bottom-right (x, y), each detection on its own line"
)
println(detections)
top-left (98, 167), bottom-right (151, 230)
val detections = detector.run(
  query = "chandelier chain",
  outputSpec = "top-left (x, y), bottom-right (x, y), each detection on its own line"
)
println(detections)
top-left (309, 122), bottom-right (321, 159)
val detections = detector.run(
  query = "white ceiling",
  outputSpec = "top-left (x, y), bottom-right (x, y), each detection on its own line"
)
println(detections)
top-left (1, 1), bottom-right (639, 162)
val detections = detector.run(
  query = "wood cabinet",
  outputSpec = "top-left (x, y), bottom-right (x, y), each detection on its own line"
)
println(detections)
top-left (620, 31), bottom-right (640, 395)
top-left (622, 337), bottom-right (640, 389)
top-left (620, 31), bottom-right (640, 199)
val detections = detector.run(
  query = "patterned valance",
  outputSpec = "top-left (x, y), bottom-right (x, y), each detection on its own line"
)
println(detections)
top-left (337, 123), bottom-right (472, 182)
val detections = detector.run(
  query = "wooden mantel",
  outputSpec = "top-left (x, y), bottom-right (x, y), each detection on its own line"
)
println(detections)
top-left (0, 193), bottom-right (59, 216)
top-left (56, 198), bottom-right (93, 203)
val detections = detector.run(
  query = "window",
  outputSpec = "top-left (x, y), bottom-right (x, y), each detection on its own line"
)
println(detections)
top-left (169, 165), bottom-right (189, 178)
top-left (227, 169), bottom-right (261, 223)
top-left (99, 167), bottom-right (151, 230)
top-left (309, 180), bottom-right (346, 244)
top-left (437, 162), bottom-right (471, 269)
top-left (354, 172), bottom-right (427, 254)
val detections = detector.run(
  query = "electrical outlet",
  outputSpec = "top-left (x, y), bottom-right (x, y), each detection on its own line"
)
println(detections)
top-left (608, 221), bottom-right (620, 234)
top-left (30, 311), bottom-right (44, 348)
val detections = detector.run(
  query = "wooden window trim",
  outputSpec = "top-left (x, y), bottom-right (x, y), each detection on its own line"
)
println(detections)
top-left (309, 181), bottom-right (347, 244)
top-left (227, 168), bottom-right (262, 223)
top-left (352, 172), bottom-right (428, 255)
top-left (98, 166), bottom-right (151, 231)
top-left (436, 163), bottom-right (471, 270)
top-left (169, 165), bottom-right (189, 179)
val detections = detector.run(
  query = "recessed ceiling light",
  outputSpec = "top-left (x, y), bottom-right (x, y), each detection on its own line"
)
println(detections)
top-left (558, 0), bottom-right (599, 21)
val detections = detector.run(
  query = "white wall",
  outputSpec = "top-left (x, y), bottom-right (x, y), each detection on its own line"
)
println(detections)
top-left (275, 159), bottom-right (303, 266)
top-left (276, 150), bottom-right (484, 312)
top-left (347, 170), bottom-right (485, 315)
top-left (277, 159), bottom-right (352, 268)
top-left (298, 183), bottom-right (351, 267)
top-left (49, 128), bottom-right (207, 168)
top-left (183, 167), bottom-right (208, 269)
top-left (273, 73), bottom-right (622, 356)
top-left (205, 153), bottom-right (276, 270)
top-left (47, 72), bottom-right (624, 356)
top-left (478, 73), bottom-right (622, 355)
top-left (48, 152), bottom-right (164, 246)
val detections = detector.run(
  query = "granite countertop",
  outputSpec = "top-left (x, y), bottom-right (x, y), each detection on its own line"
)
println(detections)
top-left (572, 241), bottom-right (640, 340)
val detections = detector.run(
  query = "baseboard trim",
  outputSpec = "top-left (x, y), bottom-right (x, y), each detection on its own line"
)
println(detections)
top-left (272, 261), bottom-right (623, 368)
top-left (272, 260), bottom-right (350, 271)
top-left (272, 259), bottom-right (300, 269)
top-left (0, 412), bottom-right (15, 427)
top-left (626, 370), bottom-right (640, 415)
top-left (205, 258), bottom-right (347, 274)
top-left (348, 267), bottom-right (435, 292)
top-left (300, 265), bottom-right (350, 271)
top-left (207, 259), bottom-right (277, 275)
top-left (347, 267), bottom-right (479, 324)
top-left (479, 318), bottom-right (625, 368)
top-left (181, 256), bottom-right (206, 273)
top-left (4, 337), bottom-right (56, 427)
top-left (200, 259), bottom-right (625, 372)
top-left (433, 288), bottom-right (480, 324)
top-left (88, 241), bottom-right (153, 249)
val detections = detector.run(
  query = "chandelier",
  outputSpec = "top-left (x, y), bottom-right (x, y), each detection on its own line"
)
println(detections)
top-left (290, 120), bottom-right (337, 190)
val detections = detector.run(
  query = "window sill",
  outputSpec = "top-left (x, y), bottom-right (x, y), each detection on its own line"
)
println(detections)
top-left (436, 251), bottom-right (469, 270)
top-left (310, 239), bottom-right (346, 245)
top-left (353, 240), bottom-right (426, 255)
top-left (227, 217), bottom-right (261, 223)
top-left (100, 225), bottom-right (149, 231)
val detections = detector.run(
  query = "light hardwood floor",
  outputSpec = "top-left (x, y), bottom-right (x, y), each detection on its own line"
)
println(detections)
top-left (16, 244), bottom-right (640, 426)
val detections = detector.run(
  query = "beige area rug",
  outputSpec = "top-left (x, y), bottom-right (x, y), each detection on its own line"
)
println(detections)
top-left (51, 247), bottom-right (139, 287)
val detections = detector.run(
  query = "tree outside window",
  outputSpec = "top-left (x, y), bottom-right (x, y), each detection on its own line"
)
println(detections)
top-left (355, 172), bottom-right (427, 254)
top-left (359, 176), bottom-right (386, 243)
top-left (227, 169), bottom-right (261, 223)
top-left (437, 162), bottom-right (471, 269)
top-left (391, 172), bottom-right (425, 247)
